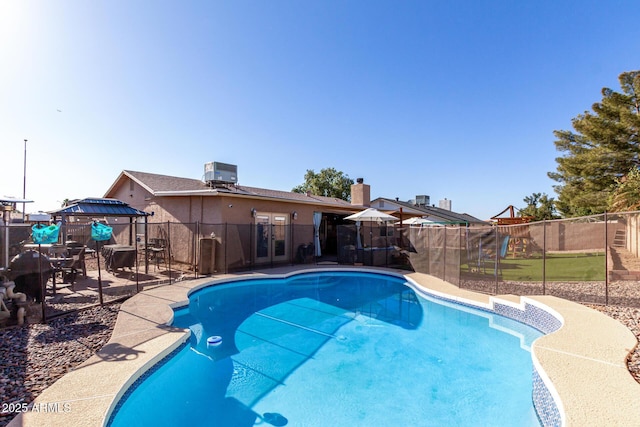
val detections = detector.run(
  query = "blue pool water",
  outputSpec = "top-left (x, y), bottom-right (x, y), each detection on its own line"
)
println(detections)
top-left (109, 271), bottom-right (543, 426)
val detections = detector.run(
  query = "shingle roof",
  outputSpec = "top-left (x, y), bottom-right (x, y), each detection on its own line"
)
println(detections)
top-left (376, 197), bottom-right (486, 225)
top-left (121, 170), bottom-right (356, 208)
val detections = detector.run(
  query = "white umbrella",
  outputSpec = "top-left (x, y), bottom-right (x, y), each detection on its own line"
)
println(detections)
top-left (345, 208), bottom-right (397, 249)
top-left (396, 216), bottom-right (433, 225)
top-left (344, 208), bottom-right (397, 222)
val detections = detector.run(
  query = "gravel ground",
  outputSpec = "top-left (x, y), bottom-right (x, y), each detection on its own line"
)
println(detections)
top-left (0, 301), bottom-right (638, 427)
top-left (585, 304), bottom-right (640, 383)
top-left (0, 304), bottom-right (120, 427)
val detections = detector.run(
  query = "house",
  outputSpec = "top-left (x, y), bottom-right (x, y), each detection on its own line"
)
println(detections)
top-left (370, 196), bottom-right (486, 226)
top-left (103, 169), bottom-right (373, 268)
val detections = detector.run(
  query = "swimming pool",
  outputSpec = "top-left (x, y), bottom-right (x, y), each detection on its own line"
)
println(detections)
top-left (108, 271), bottom-right (545, 426)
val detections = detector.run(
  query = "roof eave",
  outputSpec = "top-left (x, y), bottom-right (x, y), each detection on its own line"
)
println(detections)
top-left (153, 190), bottom-right (358, 210)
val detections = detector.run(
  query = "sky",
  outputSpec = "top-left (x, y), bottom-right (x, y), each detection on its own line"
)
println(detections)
top-left (2, 1), bottom-right (640, 221)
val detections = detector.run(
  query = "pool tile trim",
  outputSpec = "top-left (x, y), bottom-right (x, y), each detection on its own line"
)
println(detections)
top-left (105, 340), bottom-right (189, 426)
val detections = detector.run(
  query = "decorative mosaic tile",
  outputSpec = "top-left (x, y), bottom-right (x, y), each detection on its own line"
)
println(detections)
top-left (493, 302), bottom-right (562, 334)
top-left (533, 368), bottom-right (562, 427)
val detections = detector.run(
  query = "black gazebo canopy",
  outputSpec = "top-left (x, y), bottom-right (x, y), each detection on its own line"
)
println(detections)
top-left (49, 198), bottom-right (148, 217)
top-left (48, 198), bottom-right (149, 246)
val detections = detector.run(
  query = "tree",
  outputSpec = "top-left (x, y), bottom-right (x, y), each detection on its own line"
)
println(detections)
top-left (519, 192), bottom-right (559, 221)
top-left (548, 71), bottom-right (640, 217)
top-left (292, 168), bottom-right (354, 201)
top-left (609, 167), bottom-right (640, 212)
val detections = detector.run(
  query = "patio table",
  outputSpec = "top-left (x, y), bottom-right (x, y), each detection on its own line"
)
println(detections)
top-left (101, 244), bottom-right (136, 272)
top-left (22, 243), bottom-right (53, 254)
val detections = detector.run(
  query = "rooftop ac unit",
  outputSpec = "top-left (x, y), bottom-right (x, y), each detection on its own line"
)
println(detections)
top-left (415, 195), bottom-right (430, 207)
top-left (204, 162), bottom-right (237, 184)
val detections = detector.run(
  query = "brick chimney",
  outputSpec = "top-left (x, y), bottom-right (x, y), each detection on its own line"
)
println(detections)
top-left (351, 177), bottom-right (370, 207)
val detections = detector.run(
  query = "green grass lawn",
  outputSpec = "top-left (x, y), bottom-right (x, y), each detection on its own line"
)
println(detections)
top-left (498, 252), bottom-right (605, 282)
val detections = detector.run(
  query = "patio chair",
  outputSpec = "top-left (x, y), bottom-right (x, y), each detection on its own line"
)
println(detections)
top-left (149, 238), bottom-right (168, 269)
top-left (66, 244), bottom-right (87, 277)
top-left (61, 247), bottom-right (86, 290)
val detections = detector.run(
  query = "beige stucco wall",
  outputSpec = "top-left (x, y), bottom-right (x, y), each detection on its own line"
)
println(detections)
top-left (106, 176), bottom-right (358, 268)
top-left (109, 176), bottom-right (351, 225)
top-left (108, 178), bottom-right (152, 212)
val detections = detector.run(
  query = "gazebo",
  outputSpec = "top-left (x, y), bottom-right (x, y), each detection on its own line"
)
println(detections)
top-left (48, 198), bottom-right (152, 272)
top-left (49, 198), bottom-right (149, 242)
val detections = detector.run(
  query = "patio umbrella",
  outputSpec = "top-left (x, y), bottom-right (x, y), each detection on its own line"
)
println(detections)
top-left (344, 208), bottom-right (398, 222)
top-left (396, 216), bottom-right (435, 225)
top-left (345, 208), bottom-right (398, 249)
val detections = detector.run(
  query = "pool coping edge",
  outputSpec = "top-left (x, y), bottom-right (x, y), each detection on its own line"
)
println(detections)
top-left (7, 266), bottom-right (640, 427)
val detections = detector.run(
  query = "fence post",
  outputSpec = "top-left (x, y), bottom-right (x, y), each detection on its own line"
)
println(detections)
top-left (604, 211), bottom-right (609, 305)
top-left (494, 226), bottom-right (499, 295)
top-left (167, 221), bottom-right (172, 285)
top-left (144, 217), bottom-right (149, 275)
top-left (194, 221), bottom-right (199, 278)
top-left (250, 221), bottom-right (254, 268)
top-left (459, 226), bottom-right (464, 286)
top-left (224, 223), bottom-right (228, 274)
top-left (542, 219), bottom-right (546, 295)
top-left (290, 222), bottom-right (295, 265)
top-left (443, 227), bottom-right (447, 281)
top-left (190, 222), bottom-right (194, 278)
top-left (629, 214), bottom-right (639, 256)
top-left (134, 229), bottom-right (140, 294)
top-left (386, 224), bottom-right (390, 268)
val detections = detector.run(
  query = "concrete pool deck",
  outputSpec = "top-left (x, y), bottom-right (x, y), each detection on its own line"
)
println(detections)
top-left (8, 266), bottom-right (640, 426)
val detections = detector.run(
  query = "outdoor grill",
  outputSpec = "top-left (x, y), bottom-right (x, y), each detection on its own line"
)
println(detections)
top-left (7, 250), bottom-right (52, 303)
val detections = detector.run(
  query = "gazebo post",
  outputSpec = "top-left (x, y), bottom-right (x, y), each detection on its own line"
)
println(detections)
top-left (61, 214), bottom-right (66, 245)
top-left (38, 240), bottom-right (46, 323)
top-left (144, 216), bottom-right (149, 275)
top-left (96, 239), bottom-right (104, 306)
